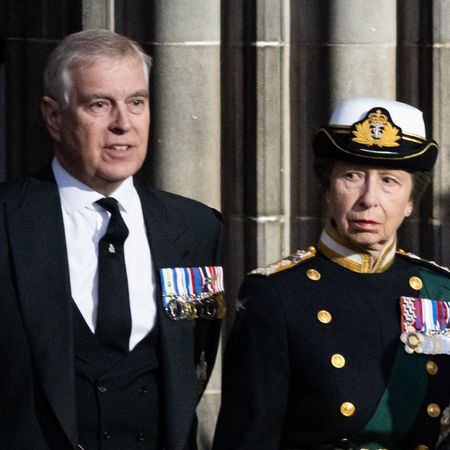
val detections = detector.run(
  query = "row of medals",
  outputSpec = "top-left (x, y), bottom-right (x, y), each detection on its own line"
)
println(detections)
top-left (165, 292), bottom-right (226, 321)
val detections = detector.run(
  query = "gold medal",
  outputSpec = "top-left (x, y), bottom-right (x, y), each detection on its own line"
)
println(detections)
top-left (185, 301), bottom-right (198, 320)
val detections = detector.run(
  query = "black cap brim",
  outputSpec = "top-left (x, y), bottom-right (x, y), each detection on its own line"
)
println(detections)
top-left (313, 127), bottom-right (438, 171)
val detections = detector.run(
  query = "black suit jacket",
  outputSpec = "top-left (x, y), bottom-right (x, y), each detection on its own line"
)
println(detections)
top-left (0, 170), bottom-right (223, 450)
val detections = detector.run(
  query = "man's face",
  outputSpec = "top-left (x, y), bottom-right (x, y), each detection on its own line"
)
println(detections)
top-left (42, 56), bottom-right (150, 195)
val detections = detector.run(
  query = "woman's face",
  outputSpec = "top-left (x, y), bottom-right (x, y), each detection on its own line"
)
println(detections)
top-left (327, 161), bottom-right (414, 254)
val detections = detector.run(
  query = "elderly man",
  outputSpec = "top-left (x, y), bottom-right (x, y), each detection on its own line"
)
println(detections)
top-left (0, 29), bottom-right (223, 450)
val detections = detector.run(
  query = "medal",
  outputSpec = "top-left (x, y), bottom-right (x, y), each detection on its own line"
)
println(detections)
top-left (160, 266), bottom-right (225, 320)
top-left (400, 296), bottom-right (450, 354)
top-left (185, 301), bottom-right (199, 320)
top-left (216, 293), bottom-right (227, 319)
top-left (166, 298), bottom-right (188, 321)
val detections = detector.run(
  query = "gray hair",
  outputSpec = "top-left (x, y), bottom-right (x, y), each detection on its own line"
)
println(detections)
top-left (43, 29), bottom-right (152, 106)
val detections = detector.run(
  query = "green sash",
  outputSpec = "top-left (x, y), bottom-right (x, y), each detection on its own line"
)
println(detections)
top-left (352, 347), bottom-right (428, 448)
top-left (347, 265), bottom-right (450, 449)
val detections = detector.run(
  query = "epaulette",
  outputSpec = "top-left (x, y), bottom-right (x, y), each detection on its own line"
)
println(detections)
top-left (397, 249), bottom-right (450, 276)
top-left (249, 246), bottom-right (317, 276)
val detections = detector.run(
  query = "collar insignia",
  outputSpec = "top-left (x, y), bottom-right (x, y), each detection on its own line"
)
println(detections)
top-left (318, 224), bottom-right (396, 273)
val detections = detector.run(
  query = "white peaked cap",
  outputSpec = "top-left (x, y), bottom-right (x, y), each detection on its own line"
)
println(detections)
top-left (329, 97), bottom-right (426, 138)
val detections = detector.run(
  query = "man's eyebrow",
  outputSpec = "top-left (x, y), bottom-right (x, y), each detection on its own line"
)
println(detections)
top-left (81, 93), bottom-right (111, 102)
top-left (129, 90), bottom-right (149, 98)
top-left (82, 90), bottom-right (149, 101)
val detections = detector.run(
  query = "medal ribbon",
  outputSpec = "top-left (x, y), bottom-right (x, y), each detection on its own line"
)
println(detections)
top-left (160, 268), bottom-right (176, 306)
top-left (402, 296), bottom-right (450, 335)
top-left (160, 266), bottom-right (225, 316)
top-left (171, 268), bottom-right (180, 301)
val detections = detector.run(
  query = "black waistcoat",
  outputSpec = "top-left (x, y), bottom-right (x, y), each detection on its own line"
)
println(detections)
top-left (73, 306), bottom-right (161, 450)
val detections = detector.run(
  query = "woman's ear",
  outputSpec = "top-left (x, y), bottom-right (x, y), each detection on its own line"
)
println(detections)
top-left (405, 200), bottom-right (414, 217)
top-left (41, 96), bottom-right (63, 142)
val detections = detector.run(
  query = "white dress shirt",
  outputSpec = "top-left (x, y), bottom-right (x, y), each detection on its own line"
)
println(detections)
top-left (52, 158), bottom-right (157, 350)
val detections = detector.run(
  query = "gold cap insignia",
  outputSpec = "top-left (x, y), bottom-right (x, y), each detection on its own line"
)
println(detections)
top-left (351, 107), bottom-right (401, 148)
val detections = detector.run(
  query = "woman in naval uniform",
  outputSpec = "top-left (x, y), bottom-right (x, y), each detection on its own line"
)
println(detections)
top-left (213, 98), bottom-right (450, 450)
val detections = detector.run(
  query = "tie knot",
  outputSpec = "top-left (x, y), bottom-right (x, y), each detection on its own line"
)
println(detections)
top-left (97, 197), bottom-right (129, 242)
top-left (97, 197), bottom-right (120, 214)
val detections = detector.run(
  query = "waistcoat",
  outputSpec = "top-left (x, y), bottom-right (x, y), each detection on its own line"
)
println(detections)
top-left (74, 306), bottom-right (161, 450)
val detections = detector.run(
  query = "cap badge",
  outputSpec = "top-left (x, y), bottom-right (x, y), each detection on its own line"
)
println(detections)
top-left (351, 107), bottom-right (401, 148)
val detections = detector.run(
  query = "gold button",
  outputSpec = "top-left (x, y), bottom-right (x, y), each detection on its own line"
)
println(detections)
top-left (415, 445), bottom-right (429, 450)
top-left (331, 354), bottom-right (346, 368)
top-left (317, 310), bottom-right (332, 324)
top-left (306, 268), bottom-right (321, 281)
top-left (340, 402), bottom-right (355, 417)
top-left (426, 360), bottom-right (438, 376)
top-left (409, 276), bottom-right (423, 291)
top-left (427, 403), bottom-right (441, 418)
top-left (308, 246), bottom-right (316, 253)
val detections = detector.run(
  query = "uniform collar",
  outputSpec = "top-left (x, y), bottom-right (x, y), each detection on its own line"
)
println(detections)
top-left (52, 157), bottom-right (134, 215)
top-left (317, 222), bottom-right (396, 273)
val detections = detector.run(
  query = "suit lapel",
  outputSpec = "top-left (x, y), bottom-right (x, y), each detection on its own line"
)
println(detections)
top-left (138, 187), bottom-right (198, 450)
top-left (5, 176), bottom-right (77, 445)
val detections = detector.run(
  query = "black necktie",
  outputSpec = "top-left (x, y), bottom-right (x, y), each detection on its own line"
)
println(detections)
top-left (95, 197), bottom-right (131, 353)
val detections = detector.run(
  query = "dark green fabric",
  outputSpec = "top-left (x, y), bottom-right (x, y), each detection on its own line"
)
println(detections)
top-left (354, 264), bottom-right (450, 448)
top-left (354, 349), bottom-right (428, 448)
top-left (419, 266), bottom-right (450, 299)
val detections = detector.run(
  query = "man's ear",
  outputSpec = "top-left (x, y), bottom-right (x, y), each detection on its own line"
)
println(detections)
top-left (41, 96), bottom-right (63, 142)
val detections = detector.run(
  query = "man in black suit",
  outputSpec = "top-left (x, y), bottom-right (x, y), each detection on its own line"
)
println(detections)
top-left (0, 29), bottom-right (223, 450)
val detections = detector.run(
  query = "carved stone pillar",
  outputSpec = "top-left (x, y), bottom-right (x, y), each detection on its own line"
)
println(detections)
top-left (431, 0), bottom-right (450, 266)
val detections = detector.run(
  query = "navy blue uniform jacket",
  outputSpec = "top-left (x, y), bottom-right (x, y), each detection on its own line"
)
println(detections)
top-left (213, 251), bottom-right (450, 449)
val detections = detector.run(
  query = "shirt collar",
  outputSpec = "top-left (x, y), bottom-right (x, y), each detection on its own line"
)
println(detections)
top-left (52, 157), bottom-right (135, 215)
top-left (317, 221), bottom-right (397, 273)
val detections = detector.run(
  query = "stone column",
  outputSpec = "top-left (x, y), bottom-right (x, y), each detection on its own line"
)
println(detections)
top-left (432, 0), bottom-right (450, 266)
top-left (251, 0), bottom-right (292, 267)
top-left (290, 1), bottom-right (398, 255)
top-left (82, 0), bottom-right (115, 30)
top-left (140, 2), bottom-right (221, 447)
top-left (290, 1), bottom-right (333, 251)
top-left (328, 0), bottom-right (397, 104)
top-left (146, 1), bottom-right (221, 211)
top-left (395, 1), bottom-right (434, 255)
